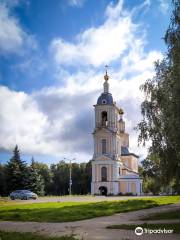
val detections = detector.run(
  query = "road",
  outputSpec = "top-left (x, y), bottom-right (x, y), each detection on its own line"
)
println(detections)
top-left (7, 195), bottom-right (162, 204)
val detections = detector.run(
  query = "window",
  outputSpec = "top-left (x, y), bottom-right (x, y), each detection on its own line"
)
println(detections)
top-left (101, 111), bottom-right (108, 126)
top-left (102, 99), bottom-right (107, 104)
top-left (102, 139), bottom-right (107, 154)
top-left (101, 167), bottom-right (107, 181)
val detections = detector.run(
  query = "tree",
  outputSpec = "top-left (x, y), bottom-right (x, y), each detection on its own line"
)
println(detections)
top-left (82, 161), bottom-right (92, 194)
top-left (0, 164), bottom-right (7, 196)
top-left (27, 158), bottom-right (45, 196)
top-left (6, 145), bottom-right (28, 192)
top-left (71, 163), bottom-right (82, 194)
top-left (51, 161), bottom-right (69, 195)
top-left (137, 0), bottom-right (180, 193)
top-left (50, 160), bottom-right (92, 195)
top-left (139, 154), bottom-right (162, 194)
top-left (31, 161), bottom-right (52, 195)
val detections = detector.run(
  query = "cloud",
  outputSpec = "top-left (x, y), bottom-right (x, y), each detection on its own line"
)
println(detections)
top-left (0, 0), bottom-right (163, 162)
top-left (158, 0), bottom-right (169, 14)
top-left (0, 84), bottom-right (95, 160)
top-left (50, 0), bottom-right (159, 71)
top-left (67, 0), bottom-right (85, 7)
top-left (32, 81), bottom-right (96, 159)
top-left (50, 0), bottom-right (140, 67)
top-left (0, 0), bottom-right (20, 8)
top-left (12, 55), bottom-right (47, 79)
top-left (0, 3), bottom-right (36, 55)
top-left (0, 86), bottom-right (52, 155)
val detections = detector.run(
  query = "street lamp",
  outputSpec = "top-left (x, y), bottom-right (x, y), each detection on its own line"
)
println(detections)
top-left (64, 157), bottom-right (76, 195)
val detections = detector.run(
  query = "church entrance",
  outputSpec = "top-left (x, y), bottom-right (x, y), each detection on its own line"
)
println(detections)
top-left (99, 186), bottom-right (107, 196)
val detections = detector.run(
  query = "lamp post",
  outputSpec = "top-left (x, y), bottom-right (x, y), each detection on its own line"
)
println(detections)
top-left (64, 157), bottom-right (76, 195)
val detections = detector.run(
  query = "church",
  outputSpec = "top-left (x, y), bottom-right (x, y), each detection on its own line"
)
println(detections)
top-left (91, 70), bottom-right (142, 196)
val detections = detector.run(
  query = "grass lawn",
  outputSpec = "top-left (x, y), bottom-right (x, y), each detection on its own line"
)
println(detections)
top-left (0, 231), bottom-right (76, 240)
top-left (141, 209), bottom-right (180, 220)
top-left (107, 223), bottom-right (180, 234)
top-left (0, 196), bottom-right (179, 222)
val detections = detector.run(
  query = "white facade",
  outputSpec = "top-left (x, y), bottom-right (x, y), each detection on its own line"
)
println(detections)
top-left (91, 72), bottom-right (142, 196)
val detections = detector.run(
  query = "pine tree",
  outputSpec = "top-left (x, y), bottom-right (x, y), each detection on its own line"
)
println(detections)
top-left (27, 157), bottom-right (45, 196)
top-left (31, 161), bottom-right (52, 195)
top-left (6, 145), bottom-right (28, 192)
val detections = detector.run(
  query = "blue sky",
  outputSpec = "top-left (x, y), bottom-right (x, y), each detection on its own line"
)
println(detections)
top-left (0, 0), bottom-right (171, 165)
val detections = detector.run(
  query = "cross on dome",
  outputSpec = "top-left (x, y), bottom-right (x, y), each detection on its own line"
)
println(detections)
top-left (104, 65), bottom-right (109, 81)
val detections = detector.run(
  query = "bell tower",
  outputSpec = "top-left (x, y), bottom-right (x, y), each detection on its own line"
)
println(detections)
top-left (91, 69), bottom-right (143, 196)
top-left (91, 70), bottom-right (123, 195)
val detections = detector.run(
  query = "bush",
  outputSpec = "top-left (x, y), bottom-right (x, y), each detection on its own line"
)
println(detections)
top-left (118, 192), bottom-right (123, 196)
top-left (107, 193), bottom-right (114, 196)
top-left (124, 192), bottom-right (133, 196)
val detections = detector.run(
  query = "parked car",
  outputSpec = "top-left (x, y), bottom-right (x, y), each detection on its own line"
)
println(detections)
top-left (10, 190), bottom-right (38, 200)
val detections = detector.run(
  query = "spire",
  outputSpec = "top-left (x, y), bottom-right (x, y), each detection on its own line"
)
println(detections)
top-left (103, 65), bottom-right (109, 93)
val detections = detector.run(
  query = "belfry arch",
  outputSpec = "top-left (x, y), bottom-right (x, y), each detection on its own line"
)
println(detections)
top-left (101, 111), bottom-right (107, 126)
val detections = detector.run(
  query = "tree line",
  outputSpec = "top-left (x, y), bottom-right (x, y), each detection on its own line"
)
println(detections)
top-left (0, 145), bottom-right (92, 196)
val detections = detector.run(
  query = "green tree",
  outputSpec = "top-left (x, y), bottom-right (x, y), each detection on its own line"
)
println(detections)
top-left (139, 154), bottom-right (162, 194)
top-left (27, 158), bottom-right (45, 196)
top-left (32, 161), bottom-right (52, 195)
top-left (6, 145), bottom-right (28, 192)
top-left (50, 160), bottom-right (92, 195)
top-left (137, 0), bottom-right (180, 193)
top-left (0, 164), bottom-right (7, 196)
top-left (82, 161), bottom-right (92, 194)
top-left (51, 161), bottom-right (69, 195)
top-left (71, 163), bottom-right (82, 194)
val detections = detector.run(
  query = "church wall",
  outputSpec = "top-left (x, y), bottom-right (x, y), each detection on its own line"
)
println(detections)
top-left (119, 181), bottom-right (127, 194)
top-left (92, 159), bottom-right (121, 184)
top-left (94, 130), bottom-right (122, 159)
top-left (93, 164), bottom-right (95, 181)
top-left (131, 182), bottom-right (136, 194)
top-left (95, 164), bottom-right (98, 181)
top-left (121, 155), bottom-right (138, 173)
top-left (118, 178), bottom-right (143, 195)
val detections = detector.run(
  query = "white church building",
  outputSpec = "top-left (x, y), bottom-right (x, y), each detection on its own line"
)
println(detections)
top-left (91, 71), bottom-right (142, 196)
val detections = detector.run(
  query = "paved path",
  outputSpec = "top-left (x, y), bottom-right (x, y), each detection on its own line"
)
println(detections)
top-left (0, 203), bottom-right (180, 240)
top-left (4, 195), bottom-right (164, 204)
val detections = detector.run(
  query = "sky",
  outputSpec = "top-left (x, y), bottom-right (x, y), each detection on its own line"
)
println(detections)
top-left (0, 0), bottom-right (171, 165)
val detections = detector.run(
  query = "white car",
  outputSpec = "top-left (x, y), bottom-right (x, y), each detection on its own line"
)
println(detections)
top-left (10, 190), bottom-right (38, 200)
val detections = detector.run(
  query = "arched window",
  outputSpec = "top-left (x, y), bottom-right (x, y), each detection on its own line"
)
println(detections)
top-left (101, 111), bottom-right (107, 126)
top-left (101, 167), bottom-right (107, 181)
top-left (102, 139), bottom-right (107, 154)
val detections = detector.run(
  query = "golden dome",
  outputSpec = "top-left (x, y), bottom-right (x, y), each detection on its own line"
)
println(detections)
top-left (119, 108), bottom-right (124, 115)
top-left (104, 70), bottom-right (109, 81)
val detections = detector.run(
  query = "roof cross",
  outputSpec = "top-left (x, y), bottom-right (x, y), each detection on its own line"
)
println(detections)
top-left (105, 65), bottom-right (109, 75)
top-left (104, 65), bottom-right (109, 81)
